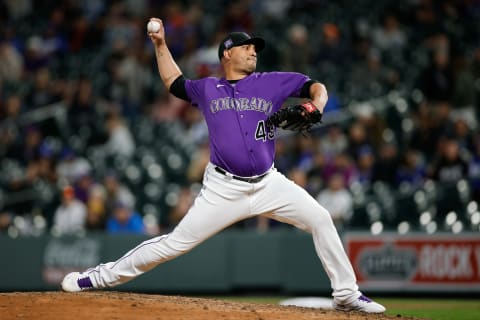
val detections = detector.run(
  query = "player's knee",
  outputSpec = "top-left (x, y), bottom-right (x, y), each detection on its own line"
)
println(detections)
top-left (311, 206), bottom-right (335, 229)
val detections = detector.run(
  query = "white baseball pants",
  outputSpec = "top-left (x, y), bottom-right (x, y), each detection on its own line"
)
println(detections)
top-left (86, 162), bottom-right (360, 302)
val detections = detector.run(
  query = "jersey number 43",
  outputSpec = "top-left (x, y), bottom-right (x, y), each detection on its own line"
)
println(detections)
top-left (255, 120), bottom-right (275, 142)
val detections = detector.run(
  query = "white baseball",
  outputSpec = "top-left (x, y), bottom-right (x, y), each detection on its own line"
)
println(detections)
top-left (147, 20), bottom-right (160, 33)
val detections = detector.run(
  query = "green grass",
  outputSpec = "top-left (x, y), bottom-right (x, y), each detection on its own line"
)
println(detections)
top-left (213, 296), bottom-right (480, 320)
top-left (376, 298), bottom-right (480, 320)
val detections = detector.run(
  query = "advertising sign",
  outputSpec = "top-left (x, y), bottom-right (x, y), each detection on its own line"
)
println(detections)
top-left (345, 233), bottom-right (480, 291)
top-left (42, 237), bottom-right (101, 285)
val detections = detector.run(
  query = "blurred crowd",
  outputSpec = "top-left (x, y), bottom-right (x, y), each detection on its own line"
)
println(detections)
top-left (1, 0), bottom-right (480, 237)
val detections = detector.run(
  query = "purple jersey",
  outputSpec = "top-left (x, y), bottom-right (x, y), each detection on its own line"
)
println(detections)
top-left (185, 72), bottom-right (310, 176)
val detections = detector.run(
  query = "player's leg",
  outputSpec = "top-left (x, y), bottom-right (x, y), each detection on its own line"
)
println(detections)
top-left (62, 164), bottom-right (253, 291)
top-left (253, 171), bottom-right (358, 298)
top-left (252, 170), bottom-right (385, 312)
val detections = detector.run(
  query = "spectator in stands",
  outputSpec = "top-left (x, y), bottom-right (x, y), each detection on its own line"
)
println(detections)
top-left (409, 1), bottom-right (442, 44)
top-left (25, 67), bottom-right (62, 109)
top-left (180, 30), bottom-right (224, 79)
top-left (356, 146), bottom-right (376, 188)
top-left (256, 0), bottom-right (292, 21)
top-left (372, 142), bottom-right (400, 186)
top-left (66, 77), bottom-right (103, 144)
top-left (307, 151), bottom-right (328, 196)
top-left (219, 0), bottom-right (254, 33)
top-left (162, 1), bottom-right (190, 58)
top-left (272, 137), bottom-right (295, 175)
top-left (102, 50), bottom-right (131, 114)
top-left (56, 148), bottom-right (92, 184)
top-left (355, 103), bottom-right (388, 149)
top-left (52, 185), bottom-right (87, 235)
top-left (280, 23), bottom-right (312, 74)
top-left (417, 46), bottom-right (454, 103)
top-left (429, 137), bottom-right (468, 184)
top-left (395, 148), bottom-right (426, 188)
top-left (316, 173), bottom-right (353, 230)
top-left (25, 141), bottom-right (57, 184)
top-left (175, 3), bottom-right (212, 78)
top-left (0, 123), bottom-right (16, 159)
top-left (2, 125), bottom-right (46, 211)
top-left (40, 24), bottom-right (68, 61)
top-left (149, 91), bottom-right (189, 122)
top-left (68, 12), bottom-right (100, 52)
top-left (348, 48), bottom-right (399, 99)
top-left (316, 23), bottom-right (349, 66)
top-left (117, 45), bottom-right (154, 119)
top-left (346, 120), bottom-right (372, 162)
top-left (371, 13), bottom-right (407, 54)
top-left (103, 108), bottom-right (136, 158)
top-left (85, 185), bottom-right (107, 231)
top-left (106, 201), bottom-right (144, 234)
top-left (322, 152), bottom-right (358, 188)
top-left (1, 0), bottom-right (31, 21)
top-left (103, 2), bottom-right (137, 51)
top-left (451, 53), bottom-right (477, 129)
top-left (73, 172), bottom-right (99, 204)
top-left (1, 93), bottom-right (24, 121)
top-left (6, 124), bottom-right (42, 166)
top-left (468, 137), bottom-right (480, 202)
top-left (23, 36), bottom-right (49, 73)
top-left (319, 125), bottom-right (348, 158)
top-left (351, 20), bottom-right (372, 65)
top-left (293, 135), bottom-right (316, 172)
top-left (0, 38), bottom-right (23, 84)
top-left (452, 118), bottom-right (475, 155)
top-left (409, 101), bottom-right (454, 161)
top-left (103, 171), bottom-right (135, 215)
top-left (0, 94), bottom-right (23, 158)
top-left (182, 106), bottom-right (209, 146)
top-left (411, 101), bottom-right (455, 162)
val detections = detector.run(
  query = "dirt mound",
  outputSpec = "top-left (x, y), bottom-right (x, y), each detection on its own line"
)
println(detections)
top-left (0, 291), bottom-right (417, 320)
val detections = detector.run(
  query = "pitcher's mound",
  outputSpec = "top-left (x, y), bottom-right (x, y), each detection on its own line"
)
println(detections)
top-left (0, 291), bottom-right (415, 320)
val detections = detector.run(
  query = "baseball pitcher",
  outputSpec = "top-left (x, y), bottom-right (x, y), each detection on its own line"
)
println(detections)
top-left (62, 18), bottom-right (385, 313)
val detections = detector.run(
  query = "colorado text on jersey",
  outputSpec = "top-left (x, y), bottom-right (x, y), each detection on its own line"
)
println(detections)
top-left (209, 96), bottom-right (273, 114)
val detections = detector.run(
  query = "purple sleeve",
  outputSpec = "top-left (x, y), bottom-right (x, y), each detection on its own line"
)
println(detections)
top-left (184, 78), bottom-right (206, 108)
top-left (270, 72), bottom-right (311, 98)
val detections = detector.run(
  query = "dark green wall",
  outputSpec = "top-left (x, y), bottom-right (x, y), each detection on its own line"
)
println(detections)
top-left (0, 229), bottom-right (331, 293)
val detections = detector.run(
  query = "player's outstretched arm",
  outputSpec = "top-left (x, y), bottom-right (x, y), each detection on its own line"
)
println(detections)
top-left (309, 82), bottom-right (328, 113)
top-left (147, 18), bottom-right (183, 90)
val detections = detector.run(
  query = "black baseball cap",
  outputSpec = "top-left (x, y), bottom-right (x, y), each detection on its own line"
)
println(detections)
top-left (218, 32), bottom-right (265, 60)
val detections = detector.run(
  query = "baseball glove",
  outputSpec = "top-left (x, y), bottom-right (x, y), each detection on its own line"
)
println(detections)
top-left (266, 102), bottom-right (323, 132)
